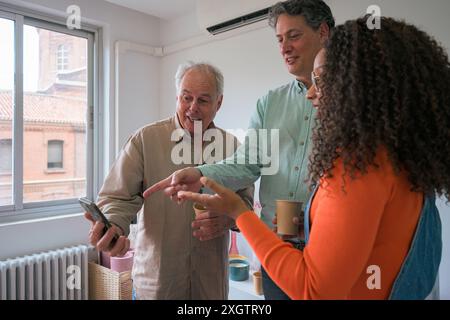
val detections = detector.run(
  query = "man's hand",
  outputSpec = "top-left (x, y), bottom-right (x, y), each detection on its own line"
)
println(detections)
top-left (85, 212), bottom-right (130, 257)
top-left (143, 167), bottom-right (203, 202)
top-left (192, 210), bottom-right (236, 241)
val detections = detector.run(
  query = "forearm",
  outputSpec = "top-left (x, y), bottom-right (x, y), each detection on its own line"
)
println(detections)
top-left (236, 211), bottom-right (310, 299)
top-left (97, 195), bottom-right (142, 236)
top-left (97, 138), bottom-right (144, 236)
top-left (199, 162), bottom-right (260, 192)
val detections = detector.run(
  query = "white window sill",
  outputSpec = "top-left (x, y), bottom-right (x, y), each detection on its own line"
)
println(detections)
top-left (0, 202), bottom-right (84, 224)
top-left (44, 169), bottom-right (66, 174)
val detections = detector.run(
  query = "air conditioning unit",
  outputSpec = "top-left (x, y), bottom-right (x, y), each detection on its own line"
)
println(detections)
top-left (196, 0), bottom-right (276, 35)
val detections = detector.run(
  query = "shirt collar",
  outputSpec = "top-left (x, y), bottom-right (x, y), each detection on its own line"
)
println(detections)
top-left (296, 80), bottom-right (307, 93)
top-left (173, 115), bottom-right (186, 143)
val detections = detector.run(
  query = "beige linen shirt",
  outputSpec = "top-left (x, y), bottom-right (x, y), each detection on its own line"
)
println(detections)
top-left (97, 116), bottom-right (253, 299)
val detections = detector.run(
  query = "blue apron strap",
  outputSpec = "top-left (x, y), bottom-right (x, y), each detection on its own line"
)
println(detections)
top-left (303, 184), bottom-right (319, 244)
top-left (388, 195), bottom-right (442, 299)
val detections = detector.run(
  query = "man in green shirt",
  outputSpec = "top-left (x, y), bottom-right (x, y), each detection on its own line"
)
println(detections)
top-left (145, 0), bottom-right (335, 300)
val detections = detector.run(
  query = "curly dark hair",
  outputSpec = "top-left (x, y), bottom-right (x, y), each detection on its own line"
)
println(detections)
top-left (308, 16), bottom-right (450, 199)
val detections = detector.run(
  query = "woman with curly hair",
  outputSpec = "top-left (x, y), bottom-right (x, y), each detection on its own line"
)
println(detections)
top-left (177, 16), bottom-right (450, 299)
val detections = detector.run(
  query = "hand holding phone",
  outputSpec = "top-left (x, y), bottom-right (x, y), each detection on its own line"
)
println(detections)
top-left (79, 197), bottom-right (119, 247)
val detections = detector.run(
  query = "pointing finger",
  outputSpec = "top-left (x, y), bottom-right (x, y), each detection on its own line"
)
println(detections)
top-left (143, 175), bottom-right (172, 198)
top-left (178, 191), bottom-right (212, 206)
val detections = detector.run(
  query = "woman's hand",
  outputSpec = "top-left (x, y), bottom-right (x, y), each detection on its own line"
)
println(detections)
top-left (272, 215), bottom-right (305, 240)
top-left (178, 177), bottom-right (250, 220)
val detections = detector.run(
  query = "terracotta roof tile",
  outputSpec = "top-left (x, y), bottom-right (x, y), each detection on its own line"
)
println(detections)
top-left (0, 90), bottom-right (86, 125)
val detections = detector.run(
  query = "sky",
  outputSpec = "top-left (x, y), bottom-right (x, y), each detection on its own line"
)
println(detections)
top-left (0, 18), bottom-right (39, 92)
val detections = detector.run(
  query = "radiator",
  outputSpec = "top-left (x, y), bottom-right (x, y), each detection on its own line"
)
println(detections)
top-left (0, 245), bottom-right (93, 300)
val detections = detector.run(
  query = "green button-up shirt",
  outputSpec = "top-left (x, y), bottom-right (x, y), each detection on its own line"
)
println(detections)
top-left (199, 80), bottom-right (316, 227)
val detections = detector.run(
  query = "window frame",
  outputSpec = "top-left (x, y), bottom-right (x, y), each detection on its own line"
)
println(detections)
top-left (0, 4), bottom-right (102, 222)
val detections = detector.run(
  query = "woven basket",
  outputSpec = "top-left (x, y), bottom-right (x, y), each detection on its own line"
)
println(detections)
top-left (88, 262), bottom-right (133, 300)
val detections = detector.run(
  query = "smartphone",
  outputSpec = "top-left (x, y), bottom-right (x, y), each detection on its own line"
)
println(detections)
top-left (79, 197), bottom-right (118, 244)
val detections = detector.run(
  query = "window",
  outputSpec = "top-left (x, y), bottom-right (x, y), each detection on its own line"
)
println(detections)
top-left (0, 16), bottom-right (14, 206)
top-left (56, 44), bottom-right (69, 71)
top-left (0, 139), bottom-right (12, 173)
top-left (47, 140), bottom-right (63, 169)
top-left (0, 8), bottom-right (99, 218)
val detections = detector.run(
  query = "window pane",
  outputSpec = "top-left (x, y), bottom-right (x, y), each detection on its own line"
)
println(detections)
top-left (47, 140), bottom-right (63, 168)
top-left (0, 139), bottom-right (12, 171)
top-left (57, 44), bottom-right (69, 71)
top-left (0, 18), bottom-right (14, 206)
top-left (23, 25), bottom-right (87, 203)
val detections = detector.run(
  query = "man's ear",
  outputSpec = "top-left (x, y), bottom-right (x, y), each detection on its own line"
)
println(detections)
top-left (216, 95), bottom-right (223, 111)
top-left (318, 22), bottom-right (330, 45)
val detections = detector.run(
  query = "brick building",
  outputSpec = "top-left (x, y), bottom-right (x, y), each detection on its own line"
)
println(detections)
top-left (0, 29), bottom-right (87, 205)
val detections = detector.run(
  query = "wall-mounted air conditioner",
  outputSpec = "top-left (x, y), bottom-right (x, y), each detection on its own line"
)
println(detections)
top-left (196, 0), bottom-right (276, 35)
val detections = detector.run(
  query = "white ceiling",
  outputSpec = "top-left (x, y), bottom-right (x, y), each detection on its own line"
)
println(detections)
top-left (104, 0), bottom-right (197, 20)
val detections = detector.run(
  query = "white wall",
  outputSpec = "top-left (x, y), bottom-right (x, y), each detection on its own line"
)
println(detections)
top-left (0, 214), bottom-right (90, 260)
top-left (159, 10), bottom-right (201, 47)
top-left (0, 0), bottom-right (161, 260)
top-left (159, 0), bottom-right (450, 299)
top-left (115, 48), bottom-right (160, 150)
top-left (329, 0), bottom-right (450, 46)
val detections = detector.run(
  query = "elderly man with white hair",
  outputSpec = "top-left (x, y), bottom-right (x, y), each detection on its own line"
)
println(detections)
top-left (84, 61), bottom-right (253, 299)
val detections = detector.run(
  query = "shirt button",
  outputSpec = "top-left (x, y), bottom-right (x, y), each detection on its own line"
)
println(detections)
top-left (300, 141), bottom-right (305, 146)
top-left (304, 116), bottom-right (309, 121)
top-left (289, 192), bottom-right (294, 197)
top-left (294, 166), bottom-right (299, 171)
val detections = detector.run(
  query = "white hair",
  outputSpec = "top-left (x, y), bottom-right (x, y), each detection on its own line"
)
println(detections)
top-left (175, 61), bottom-right (224, 97)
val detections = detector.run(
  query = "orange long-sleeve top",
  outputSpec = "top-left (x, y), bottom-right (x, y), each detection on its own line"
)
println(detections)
top-left (236, 149), bottom-right (423, 299)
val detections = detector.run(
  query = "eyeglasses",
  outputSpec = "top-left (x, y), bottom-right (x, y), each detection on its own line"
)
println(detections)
top-left (311, 71), bottom-right (321, 94)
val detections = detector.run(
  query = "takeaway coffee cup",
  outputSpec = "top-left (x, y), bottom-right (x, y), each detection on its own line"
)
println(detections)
top-left (253, 271), bottom-right (263, 295)
top-left (193, 202), bottom-right (208, 218)
top-left (276, 200), bottom-right (303, 236)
